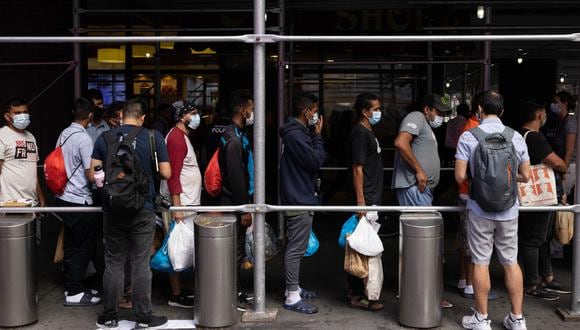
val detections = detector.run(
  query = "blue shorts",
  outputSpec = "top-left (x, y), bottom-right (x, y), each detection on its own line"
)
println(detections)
top-left (395, 185), bottom-right (433, 206)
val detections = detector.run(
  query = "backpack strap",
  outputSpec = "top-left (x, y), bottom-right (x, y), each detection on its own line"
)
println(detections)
top-left (148, 129), bottom-right (161, 193)
top-left (469, 126), bottom-right (487, 142)
top-left (501, 126), bottom-right (515, 141)
top-left (124, 126), bottom-right (144, 145)
top-left (58, 130), bottom-right (83, 147)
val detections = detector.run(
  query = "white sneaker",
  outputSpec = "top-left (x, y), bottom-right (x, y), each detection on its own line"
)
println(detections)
top-left (461, 311), bottom-right (492, 330)
top-left (503, 313), bottom-right (527, 330)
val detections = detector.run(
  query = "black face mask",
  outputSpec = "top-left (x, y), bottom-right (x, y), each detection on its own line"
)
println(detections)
top-left (93, 106), bottom-right (104, 120)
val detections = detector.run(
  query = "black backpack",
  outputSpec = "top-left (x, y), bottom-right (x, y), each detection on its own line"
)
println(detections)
top-left (469, 126), bottom-right (518, 212)
top-left (102, 127), bottom-right (150, 214)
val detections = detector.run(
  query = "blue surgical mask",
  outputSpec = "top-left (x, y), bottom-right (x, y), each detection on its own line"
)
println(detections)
top-left (550, 103), bottom-right (561, 114)
top-left (12, 113), bottom-right (30, 130)
top-left (429, 115), bottom-right (444, 128)
top-left (188, 113), bottom-right (200, 130)
top-left (368, 110), bottom-right (382, 126)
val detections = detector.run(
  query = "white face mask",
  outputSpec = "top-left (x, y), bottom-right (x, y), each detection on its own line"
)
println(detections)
top-left (12, 113), bottom-right (30, 130)
top-left (429, 115), bottom-right (444, 128)
top-left (550, 103), bottom-right (561, 114)
top-left (368, 110), bottom-right (382, 125)
top-left (188, 113), bottom-right (200, 130)
top-left (245, 112), bottom-right (254, 126)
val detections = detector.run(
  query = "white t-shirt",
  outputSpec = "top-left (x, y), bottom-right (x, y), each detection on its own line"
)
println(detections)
top-left (0, 126), bottom-right (39, 204)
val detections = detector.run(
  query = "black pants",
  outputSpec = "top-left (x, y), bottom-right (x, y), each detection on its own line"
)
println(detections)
top-left (102, 210), bottom-right (156, 321)
top-left (56, 198), bottom-right (98, 296)
top-left (518, 211), bottom-right (554, 287)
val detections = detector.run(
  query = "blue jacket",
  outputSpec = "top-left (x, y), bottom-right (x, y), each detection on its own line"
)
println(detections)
top-left (279, 118), bottom-right (326, 205)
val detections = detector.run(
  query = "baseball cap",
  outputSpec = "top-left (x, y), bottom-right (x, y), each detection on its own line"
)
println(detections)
top-left (170, 100), bottom-right (197, 122)
top-left (424, 94), bottom-right (451, 113)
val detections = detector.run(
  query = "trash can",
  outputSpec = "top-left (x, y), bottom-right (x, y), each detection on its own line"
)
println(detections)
top-left (399, 212), bottom-right (443, 328)
top-left (0, 213), bottom-right (37, 327)
top-left (194, 213), bottom-right (237, 327)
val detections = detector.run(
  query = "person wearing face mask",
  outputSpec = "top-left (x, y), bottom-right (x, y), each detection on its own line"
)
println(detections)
top-left (279, 93), bottom-right (325, 314)
top-left (54, 98), bottom-right (102, 306)
top-left (393, 94), bottom-right (448, 206)
top-left (0, 97), bottom-right (46, 208)
top-left (345, 93), bottom-right (384, 311)
top-left (85, 89), bottom-right (109, 144)
top-left (393, 94), bottom-right (454, 309)
top-left (517, 101), bottom-right (569, 302)
top-left (159, 100), bottom-right (202, 309)
top-left (217, 90), bottom-right (255, 311)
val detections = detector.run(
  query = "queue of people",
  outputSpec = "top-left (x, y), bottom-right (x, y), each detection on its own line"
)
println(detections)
top-left (0, 87), bottom-right (576, 330)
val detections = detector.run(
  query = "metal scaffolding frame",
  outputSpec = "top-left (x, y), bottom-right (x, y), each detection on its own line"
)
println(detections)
top-left (2, 1), bottom-right (580, 321)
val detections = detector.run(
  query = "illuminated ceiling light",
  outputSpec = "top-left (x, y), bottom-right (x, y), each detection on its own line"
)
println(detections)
top-left (196, 75), bottom-right (203, 79)
top-left (285, 64), bottom-right (289, 69)
top-left (477, 6), bottom-right (485, 20)
top-left (190, 47), bottom-right (217, 55)
top-left (560, 75), bottom-right (566, 83)
top-left (97, 48), bottom-right (124, 63)
top-left (133, 45), bottom-right (156, 58)
top-left (326, 59), bottom-right (335, 63)
top-left (517, 57), bottom-right (523, 64)
top-left (270, 54), bottom-right (279, 60)
top-left (445, 81), bottom-right (451, 88)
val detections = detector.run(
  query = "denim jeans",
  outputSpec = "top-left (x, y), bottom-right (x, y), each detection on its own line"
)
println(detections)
top-left (56, 198), bottom-right (98, 296)
top-left (101, 210), bottom-right (156, 321)
top-left (518, 211), bottom-right (553, 286)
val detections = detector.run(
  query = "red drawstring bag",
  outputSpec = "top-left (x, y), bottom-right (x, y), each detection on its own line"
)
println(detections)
top-left (204, 148), bottom-right (222, 197)
top-left (44, 131), bottom-right (82, 195)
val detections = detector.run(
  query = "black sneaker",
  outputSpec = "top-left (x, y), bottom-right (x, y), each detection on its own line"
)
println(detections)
top-left (541, 280), bottom-right (572, 294)
top-left (238, 291), bottom-right (254, 302)
top-left (525, 288), bottom-right (559, 301)
top-left (168, 295), bottom-right (194, 309)
top-left (96, 315), bottom-right (119, 330)
top-left (134, 315), bottom-right (168, 329)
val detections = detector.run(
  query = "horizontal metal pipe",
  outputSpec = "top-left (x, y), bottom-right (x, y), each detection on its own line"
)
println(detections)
top-left (286, 60), bottom-right (485, 65)
top-left (0, 33), bottom-right (578, 44)
top-left (320, 167), bottom-right (456, 171)
top-left (274, 34), bottom-right (580, 42)
top-left (424, 26), bottom-right (580, 31)
top-left (1, 204), bottom-right (576, 213)
top-left (0, 61), bottom-right (75, 66)
top-left (77, 8), bottom-right (276, 14)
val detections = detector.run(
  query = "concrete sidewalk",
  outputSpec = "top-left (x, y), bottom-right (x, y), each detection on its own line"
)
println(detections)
top-left (21, 214), bottom-right (579, 329)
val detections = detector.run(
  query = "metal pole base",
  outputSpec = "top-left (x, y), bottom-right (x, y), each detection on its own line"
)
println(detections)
top-left (556, 307), bottom-right (580, 322)
top-left (242, 308), bottom-right (278, 323)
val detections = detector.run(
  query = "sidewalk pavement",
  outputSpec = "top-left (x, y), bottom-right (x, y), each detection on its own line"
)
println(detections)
top-left (22, 214), bottom-right (578, 329)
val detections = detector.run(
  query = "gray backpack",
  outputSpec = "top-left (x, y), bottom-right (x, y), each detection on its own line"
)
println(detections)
top-left (469, 126), bottom-right (518, 212)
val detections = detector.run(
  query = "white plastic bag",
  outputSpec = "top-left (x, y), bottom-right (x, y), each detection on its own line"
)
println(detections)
top-left (346, 215), bottom-right (383, 256)
top-left (167, 221), bottom-right (195, 271)
top-left (364, 253), bottom-right (383, 301)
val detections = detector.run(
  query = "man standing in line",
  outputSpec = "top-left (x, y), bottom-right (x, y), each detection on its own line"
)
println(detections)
top-left (55, 98), bottom-right (101, 306)
top-left (279, 93), bottom-right (326, 314)
top-left (92, 99), bottom-right (171, 329)
top-left (346, 93), bottom-right (384, 311)
top-left (518, 101), bottom-right (569, 301)
top-left (456, 91), bottom-right (530, 330)
top-left (392, 94), bottom-right (453, 309)
top-left (163, 100), bottom-right (203, 308)
top-left (217, 90), bottom-right (255, 311)
top-left (86, 89), bottom-right (109, 143)
top-left (0, 97), bottom-right (46, 207)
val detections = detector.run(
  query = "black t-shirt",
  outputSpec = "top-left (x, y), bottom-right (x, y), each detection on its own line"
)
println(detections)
top-left (519, 128), bottom-right (553, 165)
top-left (347, 123), bottom-right (384, 205)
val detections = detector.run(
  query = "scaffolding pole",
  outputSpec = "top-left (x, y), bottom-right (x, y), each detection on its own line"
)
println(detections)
top-left (73, 0), bottom-right (81, 99)
top-left (276, 0), bottom-right (286, 241)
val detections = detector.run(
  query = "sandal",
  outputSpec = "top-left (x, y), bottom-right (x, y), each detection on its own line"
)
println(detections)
top-left (64, 290), bottom-right (101, 307)
top-left (442, 299), bottom-right (454, 309)
top-left (283, 299), bottom-right (319, 314)
top-left (349, 296), bottom-right (384, 311)
top-left (300, 288), bottom-right (317, 300)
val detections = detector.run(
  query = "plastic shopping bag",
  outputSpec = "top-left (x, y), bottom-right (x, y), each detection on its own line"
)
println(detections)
top-left (151, 223), bottom-right (174, 272)
top-left (555, 211), bottom-right (574, 245)
top-left (364, 253), bottom-right (384, 301)
top-left (344, 237), bottom-right (368, 278)
top-left (244, 222), bottom-right (281, 266)
top-left (304, 230), bottom-right (319, 257)
top-left (167, 221), bottom-right (195, 271)
top-left (339, 214), bottom-right (358, 248)
top-left (346, 215), bottom-right (383, 256)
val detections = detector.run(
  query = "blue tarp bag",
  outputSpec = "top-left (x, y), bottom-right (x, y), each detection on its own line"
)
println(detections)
top-left (150, 222), bottom-right (175, 272)
top-left (304, 230), bottom-right (319, 257)
top-left (339, 214), bottom-right (358, 248)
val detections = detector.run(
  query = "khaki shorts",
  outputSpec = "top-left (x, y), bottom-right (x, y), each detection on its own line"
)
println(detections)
top-left (466, 211), bottom-right (518, 266)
